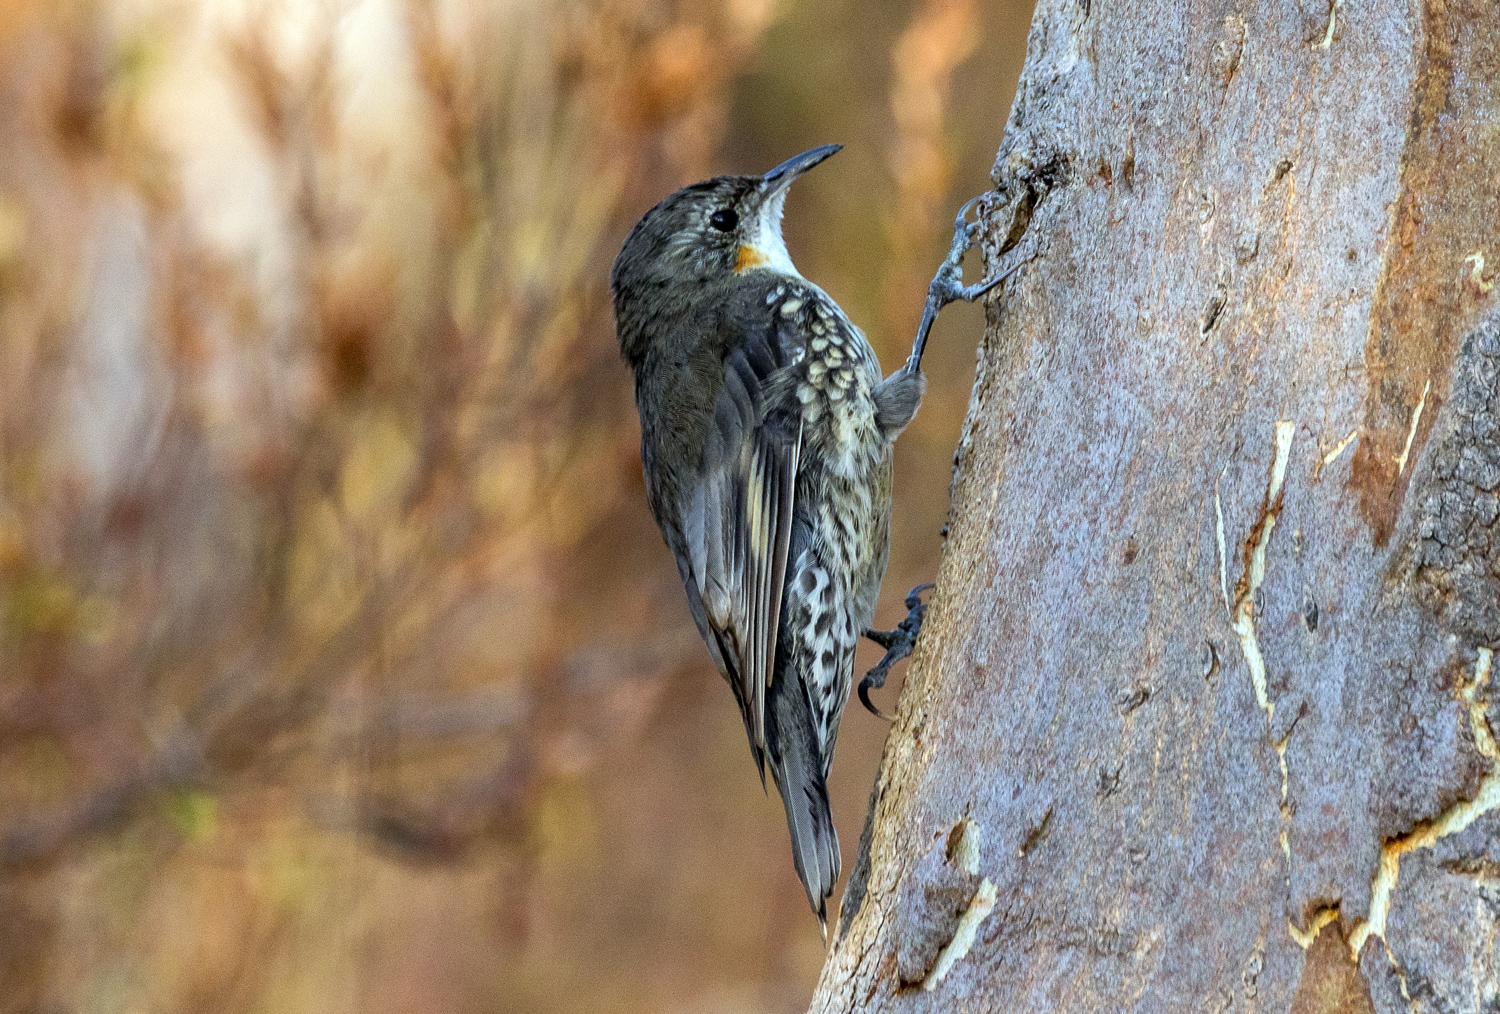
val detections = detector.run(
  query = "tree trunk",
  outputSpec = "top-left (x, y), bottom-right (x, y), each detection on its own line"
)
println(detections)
top-left (813, 0), bottom-right (1500, 1008)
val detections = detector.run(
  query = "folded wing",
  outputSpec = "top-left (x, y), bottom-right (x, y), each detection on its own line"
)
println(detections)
top-left (681, 322), bottom-right (800, 777)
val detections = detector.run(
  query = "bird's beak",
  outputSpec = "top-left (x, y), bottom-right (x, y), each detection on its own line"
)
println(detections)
top-left (736, 144), bottom-right (842, 275)
top-left (762, 143), bottom-right (842, 189)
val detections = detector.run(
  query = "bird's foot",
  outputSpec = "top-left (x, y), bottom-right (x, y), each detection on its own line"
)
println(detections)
top-left (858, 584), bottom-right (934, 720)
top-left (933, 197), bottom-right (1007, 305)
top-left (904, 197), bottom-right (1012, 374)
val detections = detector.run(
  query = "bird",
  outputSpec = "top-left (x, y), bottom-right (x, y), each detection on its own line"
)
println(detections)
top-left (611, 144), bottom-right (1002, 934)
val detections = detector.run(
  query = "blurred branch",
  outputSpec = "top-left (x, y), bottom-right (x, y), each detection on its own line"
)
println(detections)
top-left (0, 731), bottom-right (206, 871)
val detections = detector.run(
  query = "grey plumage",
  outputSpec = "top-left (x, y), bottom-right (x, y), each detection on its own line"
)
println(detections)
top-left (612, 145), bottom-right (923, 931)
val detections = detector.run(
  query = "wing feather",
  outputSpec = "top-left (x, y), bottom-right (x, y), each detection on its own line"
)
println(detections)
top-left (737, 421), bottom-right (800, 750)
top-left (681, 316), bottom-right (801, 776)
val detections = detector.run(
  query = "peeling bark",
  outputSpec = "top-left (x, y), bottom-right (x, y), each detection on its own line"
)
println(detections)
top-left (811, 0), bottom-right (1500, 1008)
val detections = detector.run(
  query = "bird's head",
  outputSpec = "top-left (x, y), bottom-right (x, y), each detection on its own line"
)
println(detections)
top-left (612, 145), bottom-right (841, 350)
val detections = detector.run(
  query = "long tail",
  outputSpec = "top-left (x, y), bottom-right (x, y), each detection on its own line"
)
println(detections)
top-left (768, 682), bottom-right (840, 933)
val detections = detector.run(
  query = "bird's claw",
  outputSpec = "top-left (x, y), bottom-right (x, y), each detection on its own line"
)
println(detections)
top-left (957, 195), bottom-right (987, 245)
top-left (938, 197), bottom-right (1005, 303)
top-left (858, 583), bottom-right (935, 720)
top-left (905, 196), bottom-right (1008, 374)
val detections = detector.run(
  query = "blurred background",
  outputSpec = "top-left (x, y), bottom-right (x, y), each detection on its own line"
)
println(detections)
top-left (0, 0), bottom-right (1030, 1010)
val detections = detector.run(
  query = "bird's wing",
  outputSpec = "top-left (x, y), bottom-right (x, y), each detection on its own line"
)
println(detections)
top-left (681, 314), bottom-right (800, 778)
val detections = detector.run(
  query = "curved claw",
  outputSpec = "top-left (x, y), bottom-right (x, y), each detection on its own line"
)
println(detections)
top-left (959, 196), bottom-right (993, 248)
top-left (956, 194), bottom-right (984, 229)
top-left (858, 680), bottom-right (894, 722)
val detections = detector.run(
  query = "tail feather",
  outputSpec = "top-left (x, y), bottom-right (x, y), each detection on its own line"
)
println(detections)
top-left (769, 686), bottom-right (840, 928)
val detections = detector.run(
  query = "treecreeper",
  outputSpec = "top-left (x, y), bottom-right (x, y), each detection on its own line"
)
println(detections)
top-left (611, 144), bottom-right (1002, 935)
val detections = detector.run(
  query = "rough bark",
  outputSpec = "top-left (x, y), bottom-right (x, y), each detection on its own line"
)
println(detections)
top-left (812, 0), bottom-right (1500, 1009)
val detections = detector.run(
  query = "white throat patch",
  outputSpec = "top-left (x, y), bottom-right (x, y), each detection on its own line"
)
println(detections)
top-left (743, 189), bottom-right (804, 278)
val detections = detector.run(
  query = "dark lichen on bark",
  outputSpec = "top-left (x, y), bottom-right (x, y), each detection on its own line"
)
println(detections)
top-left (1404, 319), bottom-right (1500, 647)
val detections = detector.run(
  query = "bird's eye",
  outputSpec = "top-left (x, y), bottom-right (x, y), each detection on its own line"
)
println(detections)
top-left (709, 208), bottom-right (738, 232)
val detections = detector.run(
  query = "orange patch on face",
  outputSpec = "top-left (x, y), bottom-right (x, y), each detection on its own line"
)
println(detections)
top-left (735, 245), bottom-right (768, 272)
